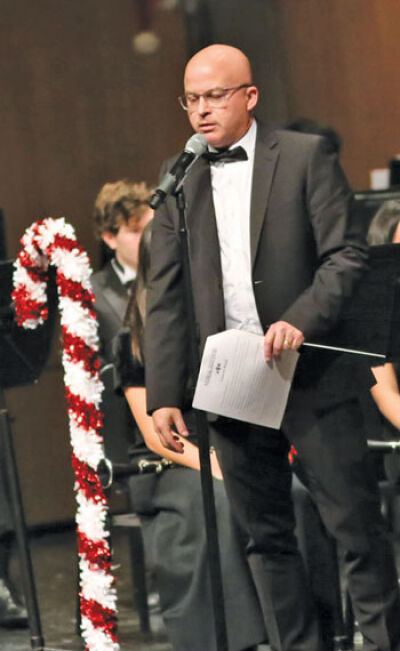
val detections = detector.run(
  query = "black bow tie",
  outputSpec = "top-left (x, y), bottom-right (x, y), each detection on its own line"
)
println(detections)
top-left (202, 146), bottom-right (248, 164)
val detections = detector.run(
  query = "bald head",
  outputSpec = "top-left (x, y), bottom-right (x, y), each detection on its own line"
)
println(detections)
top-left (184, 44), bottom-right (253, 88)
top-left (182, 44), bottom-right (258, 148)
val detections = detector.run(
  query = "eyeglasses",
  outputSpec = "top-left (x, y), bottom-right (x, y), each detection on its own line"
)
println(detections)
top-left (178, 84), bottom-right (252, 111)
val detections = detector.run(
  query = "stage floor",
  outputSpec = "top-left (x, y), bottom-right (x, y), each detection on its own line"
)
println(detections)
top-left (0, 525), bottom-right (171, 651)
top-left (0, 522), bottom-right (391, 650)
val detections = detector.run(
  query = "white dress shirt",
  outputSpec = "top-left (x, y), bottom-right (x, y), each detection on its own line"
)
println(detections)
top-left (111, 257), bottom-right (136, 286)
top-left (209, 120), bottom-right (263, 335)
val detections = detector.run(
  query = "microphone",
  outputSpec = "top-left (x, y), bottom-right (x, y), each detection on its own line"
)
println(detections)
top-left (150, 133), bottom-right (208, 209)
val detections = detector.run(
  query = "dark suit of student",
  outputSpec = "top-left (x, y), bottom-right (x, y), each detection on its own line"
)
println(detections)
top-left (91, 261), bottom-right (134, 463)
top-left (146, 125), bottom-right (400, 651)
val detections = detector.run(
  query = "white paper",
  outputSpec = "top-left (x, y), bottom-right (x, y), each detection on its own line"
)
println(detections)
top-left (193, 329), bottom-right (299, 429)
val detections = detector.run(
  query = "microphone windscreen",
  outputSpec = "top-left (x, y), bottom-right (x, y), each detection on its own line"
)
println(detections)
top-left (185, 133), bottom-right (208, 156)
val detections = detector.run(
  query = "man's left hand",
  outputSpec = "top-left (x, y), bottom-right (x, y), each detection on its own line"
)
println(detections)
top-left (264, 321), bottom-right (304, 361)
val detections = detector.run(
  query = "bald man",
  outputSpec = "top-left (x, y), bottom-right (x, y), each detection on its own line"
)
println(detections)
top-left (145, 45), bottom-right (400, 651)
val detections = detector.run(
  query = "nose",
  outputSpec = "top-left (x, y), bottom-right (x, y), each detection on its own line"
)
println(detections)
top-left (197, 95), bottom-right (210, 115)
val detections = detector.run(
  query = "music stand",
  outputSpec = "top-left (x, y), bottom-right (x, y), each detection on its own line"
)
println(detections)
top-left (0, 260), bottom-right (58, 650)
top-left (305, 243), bottom-right (400, 363)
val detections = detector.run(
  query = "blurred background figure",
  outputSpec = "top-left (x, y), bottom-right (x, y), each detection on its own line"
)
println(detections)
top-left (0, 452), bottom-right (28, 629)
top-left (91, 179), bottom-right (153, 463)
top-left (90, 180), bottom-right (160, 612)
top-left (91, 180), bottom-right (153, 365)
top-left (285, 117), bottom-right (342, 155)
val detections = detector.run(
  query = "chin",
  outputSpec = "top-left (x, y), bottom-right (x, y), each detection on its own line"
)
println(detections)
top-left (204, 133), bottom-right (227, 148)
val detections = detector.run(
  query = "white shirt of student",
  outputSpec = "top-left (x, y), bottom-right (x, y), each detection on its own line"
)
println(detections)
top-left (111, 257), bottom-right (136, 286)
top-left (209, 120), bottom-right (263, 335)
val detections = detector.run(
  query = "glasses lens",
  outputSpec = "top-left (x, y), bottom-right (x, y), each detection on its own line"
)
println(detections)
top-left (207, 89), bottom-right (227, 107)
top-left (178, 95), bottom-right (188, 110)
top-left (179, 86), bottom-right (249, 111)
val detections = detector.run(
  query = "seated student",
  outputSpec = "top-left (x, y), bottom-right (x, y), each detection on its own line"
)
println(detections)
top-left (91, 180), bottom-right (153, 366)
top-left (367, 199), bottom-right (400, 487)
top-left (113, 221), bottom-right (266, 651)
top-left (90, 180), bottom-right (160, 606)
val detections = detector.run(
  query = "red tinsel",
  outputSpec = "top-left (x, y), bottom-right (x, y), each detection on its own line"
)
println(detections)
top-left (48, 233), bottom-right (86, 254)
top-left (80, 597), bottom-right (118, 642)
top-left (66, 388), bottom-right (103, 431)
top-left (12, 285), bottom-right (48, 325)
top-left (13, 218), bottom-right (118, 649)
top-left (71, 454), bottom-right (106, 502)
top-left (77, 530), bottom-right (112, 572)
top-left (62, 328), bottom-right (100, 373)
top-left (57, 271), bottom-right (96, 304)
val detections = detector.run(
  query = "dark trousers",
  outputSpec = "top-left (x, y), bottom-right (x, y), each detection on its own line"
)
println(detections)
top-left (211, 394), bottom-right (400, 651)
top-left (292, 473), bottom-right (337, 651)
top-left (128, 466), bottom-right (266, 651)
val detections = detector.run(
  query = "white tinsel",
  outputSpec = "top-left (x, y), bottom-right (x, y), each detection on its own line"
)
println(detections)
top-left (38, 217), bottom-right (76, 249)
top-left (13, 264), bottom-right (47, 306)
top-left (80, 560), bottom-right (117, 610)
top-left (13, 217), bottom-right (119, 650)
top-left (69, 420), bottom-right (104, 468)
top-left (76, 492), bottom-right (109, 541)
top-left (80, 617), bottom-right (119, 651)
top-left (64, 364), bottom-right (103, 407)
top-left (52, 247), bottom-right (93, 286)
top-left (59, 296), bottom-right (99, 348)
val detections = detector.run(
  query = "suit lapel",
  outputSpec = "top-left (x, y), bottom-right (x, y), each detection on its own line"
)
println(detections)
top-left (250, 127), bottom-right (280, 268)
top-left (101, 265), bottom-right (129, 322)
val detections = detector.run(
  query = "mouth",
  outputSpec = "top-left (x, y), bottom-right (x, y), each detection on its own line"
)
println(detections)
top-left (198, 123), bottom-right (216, 132)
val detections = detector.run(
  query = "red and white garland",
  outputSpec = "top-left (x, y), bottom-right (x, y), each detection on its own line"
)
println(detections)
top-left (12, 217), bottom-right (119, 650)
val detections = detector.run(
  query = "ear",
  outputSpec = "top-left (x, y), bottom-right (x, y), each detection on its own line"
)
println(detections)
top-left (246, 85), bottom-right (259, 112)
top-left (101, 231), bottom-right (117, 251)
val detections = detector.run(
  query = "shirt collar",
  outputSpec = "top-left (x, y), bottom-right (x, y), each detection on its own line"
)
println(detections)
top-left (111, 257), bottom-right (137, 285)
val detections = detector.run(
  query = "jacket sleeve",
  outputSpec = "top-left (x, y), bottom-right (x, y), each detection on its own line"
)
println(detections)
top-left (144, 190), bottom-right (190, 414)
top-left (281, 136), bottom-right (369, 338)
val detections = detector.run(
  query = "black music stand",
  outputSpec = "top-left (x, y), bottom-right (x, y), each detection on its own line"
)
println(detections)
top-left (0, 260), bottom-right (58, 650)
top-left (305, 243), bottom-right (400, 363)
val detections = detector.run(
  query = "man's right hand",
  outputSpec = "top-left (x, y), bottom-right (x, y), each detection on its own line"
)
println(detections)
top-left (152, 407), bottom-right (189, 453)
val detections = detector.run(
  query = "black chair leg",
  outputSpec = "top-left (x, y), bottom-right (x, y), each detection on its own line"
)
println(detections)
top-left (343, 590), bottom-right (355, 647)
top-left (128, 527), bottom-right (150, 633)
top-left (326, 534), bottom-right (354, 650)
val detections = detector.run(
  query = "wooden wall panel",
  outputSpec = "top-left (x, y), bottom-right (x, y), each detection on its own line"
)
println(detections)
top-left (0, 0), bottom-right (189, 525)
top-left (0, 0), bottom-right (189, 265)
top-left (270, 0), bottom-right (400, 188)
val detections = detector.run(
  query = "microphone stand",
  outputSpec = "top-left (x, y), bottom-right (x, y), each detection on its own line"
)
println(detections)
top-left (174, 187), bottom-right (229, 651)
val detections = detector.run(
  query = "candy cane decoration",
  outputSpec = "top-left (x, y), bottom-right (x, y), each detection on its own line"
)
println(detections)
top-left (12, 217), bottom-right (119, 651)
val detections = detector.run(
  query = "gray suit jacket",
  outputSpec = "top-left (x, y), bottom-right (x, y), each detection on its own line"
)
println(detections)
top-left (145, 124), bottom-right (370, 414)
top-left (91, 261), bottom-right (129, 364)
top-left (91, 261), bottom-right (135, 463)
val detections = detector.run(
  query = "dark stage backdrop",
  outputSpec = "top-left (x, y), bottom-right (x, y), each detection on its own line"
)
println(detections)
top-left (0, 0), bottom-right (399, 524)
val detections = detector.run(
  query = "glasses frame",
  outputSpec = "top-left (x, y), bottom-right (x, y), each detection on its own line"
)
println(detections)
top-left (178, 84), bottom-right (252, 112)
